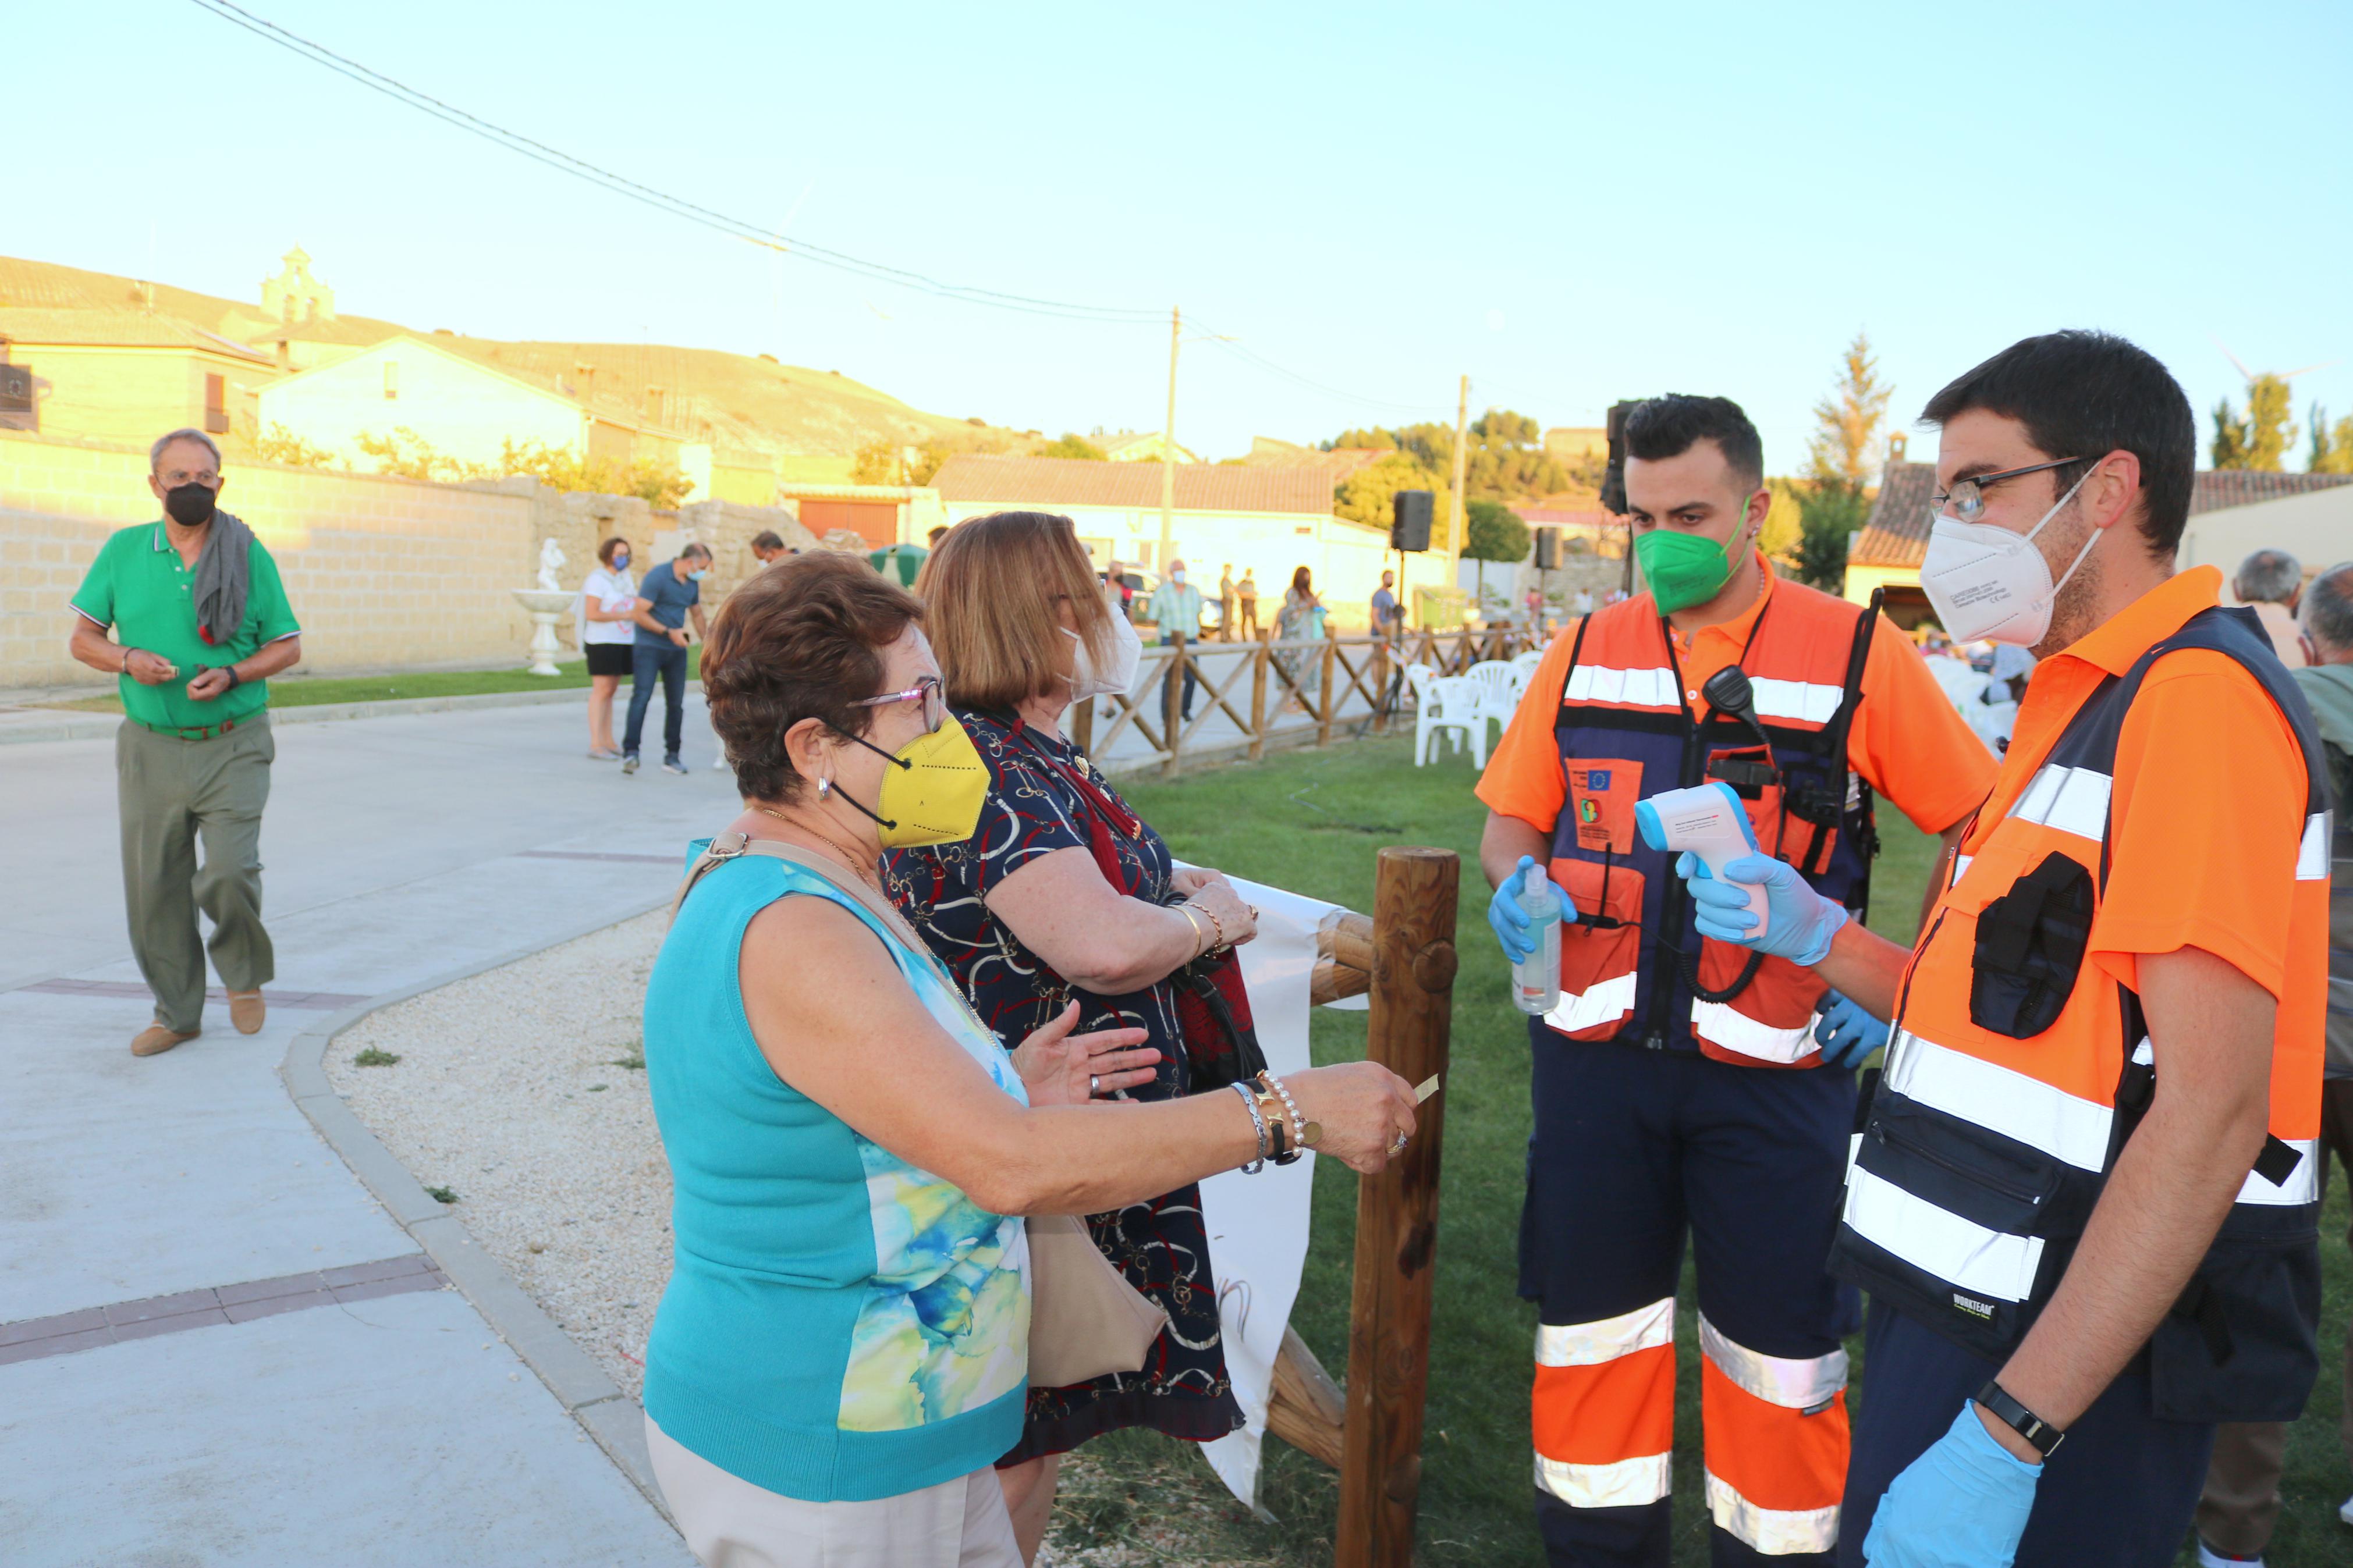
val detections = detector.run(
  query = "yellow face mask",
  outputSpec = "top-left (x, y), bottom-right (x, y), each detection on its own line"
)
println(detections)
top-left (831, 712), bottom-right (990, 848)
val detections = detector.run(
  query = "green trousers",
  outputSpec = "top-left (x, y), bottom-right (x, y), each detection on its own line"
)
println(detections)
top-left (115, 713), bottom-right (276, 1033)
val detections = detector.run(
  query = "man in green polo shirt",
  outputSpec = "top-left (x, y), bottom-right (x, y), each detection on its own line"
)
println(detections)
top-left (67, 429), bottom-right (303, 1057)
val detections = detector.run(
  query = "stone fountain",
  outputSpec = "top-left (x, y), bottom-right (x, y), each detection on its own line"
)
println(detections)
top-left (511, 538), bottom-right (575, 677)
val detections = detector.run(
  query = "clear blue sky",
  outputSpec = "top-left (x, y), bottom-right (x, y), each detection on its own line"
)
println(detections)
top-left (15, 1), bottom-right (2353, 474)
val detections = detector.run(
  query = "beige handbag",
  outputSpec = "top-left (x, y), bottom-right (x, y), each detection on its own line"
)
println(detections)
top-left (1022, 1212), bottom-right (1170, 1388)
top-left (675, 832), bottom-right (1169, 1388)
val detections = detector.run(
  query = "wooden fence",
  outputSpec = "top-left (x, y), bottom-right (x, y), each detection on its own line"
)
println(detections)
top-left (1251, 846), bottom-right (1460, 1568)
top-left (1070, 624), bottom-right (1545, 777)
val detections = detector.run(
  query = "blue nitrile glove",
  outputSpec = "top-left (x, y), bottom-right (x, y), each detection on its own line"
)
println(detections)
top-left (1488, 854), bottom-right (1577, 963)
top-left (1862, 1402), bottom-right (2041, 1567)
top-left (1814, 988), bottom-right (1890, 1069)
top-left (1677, 851), bottom-right (1849, 967)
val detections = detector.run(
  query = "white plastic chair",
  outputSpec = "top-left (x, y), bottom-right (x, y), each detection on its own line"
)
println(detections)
top-left (1413, 673), bottom-right (1488, 767)
top-left (1511, 648), bottom-right (1546, 680)
top-left (1463, 659), bottom-right (1525, 744)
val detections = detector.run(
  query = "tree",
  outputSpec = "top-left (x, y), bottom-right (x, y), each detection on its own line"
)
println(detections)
top-left (1034, 432), bottom-right (1108, 461)
top-left (1322, 407), bottom-right (1572, 555)
top-left (1464, 497), bottom-right (1529, 561)
top-left (1759, 481), bottom-right (1805, 566)
top-left (1335, 449), bottom-right (1454, 541)
top-left (2308, 403), bottom-right (2353, 475)
top-left (2210, 373), bottom-right (2298, 470)
top-left (1462, 497), bottom-right (1529, 602)
top-left (1807, 332), bottom-right (1893, 488)
top-left (851, 439), bottom-right (905, 485)
top-left (250, 422), bottom-right (338, 469)
top-left (354, 427), bottom-right (480, 483)
top-left (1787, 332), bottom-right (1891, 594)
top-left (496, 440), bottom-right (694, 507)
top-left (1792, 484), bottom-right (1868, 592)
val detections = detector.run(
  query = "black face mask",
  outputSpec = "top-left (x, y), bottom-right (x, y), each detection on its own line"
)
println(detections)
top-left (164, 483), bottom-right (217, 527)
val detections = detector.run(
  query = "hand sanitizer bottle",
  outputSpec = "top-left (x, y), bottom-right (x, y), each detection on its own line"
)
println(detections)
top-left (1513, 862), bottom-right (1563, 1016)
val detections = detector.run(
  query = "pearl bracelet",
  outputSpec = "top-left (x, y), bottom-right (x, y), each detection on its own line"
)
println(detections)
top-left (1229, 1080), bottom-right (1268, 1174)
top-left (1257, 1072), bottom-right (1317, 1158)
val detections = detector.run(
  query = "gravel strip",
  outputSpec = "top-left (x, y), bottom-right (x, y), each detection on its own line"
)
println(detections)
top-left (330, 911), bottom-right (669, 1402)
top-left (326, 910), bottom-right (1268, 1566)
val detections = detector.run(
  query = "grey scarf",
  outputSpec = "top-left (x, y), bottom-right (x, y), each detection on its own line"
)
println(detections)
top-left (191, 509), bottom-right (255, 646)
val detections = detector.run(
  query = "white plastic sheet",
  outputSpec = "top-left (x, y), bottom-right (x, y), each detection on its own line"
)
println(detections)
top-left (1180, 869), bottom-right (1352, 1510)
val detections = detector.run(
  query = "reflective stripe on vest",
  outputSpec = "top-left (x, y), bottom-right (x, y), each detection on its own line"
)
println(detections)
top-left (1547, 582), bottom-right (1876, 1061)
top-left (1833, 606), bottom-right (2330, 1382)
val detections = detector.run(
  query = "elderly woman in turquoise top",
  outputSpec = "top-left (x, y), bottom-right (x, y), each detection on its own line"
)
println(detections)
top-left (641, 554), bottom-right (1418, 1568)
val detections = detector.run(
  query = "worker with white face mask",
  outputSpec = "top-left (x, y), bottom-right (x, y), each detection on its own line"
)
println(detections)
top-left (1671, 331), bottom-right (2330, 1567)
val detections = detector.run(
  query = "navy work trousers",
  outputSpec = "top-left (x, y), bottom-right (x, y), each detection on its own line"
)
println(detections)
top-left (1524, 1026), bottom-right (1859, 1568)
top-left (626, 641), bottom-right (688, 759)
top-left (1839, 1302), bottom-right (2213, 1568)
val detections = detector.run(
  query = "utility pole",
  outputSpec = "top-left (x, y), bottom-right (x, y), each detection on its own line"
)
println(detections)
top-left (1157, 306), bottom-right (1181, 575)
top-left (1447, 373), bottom-right (1470, 594)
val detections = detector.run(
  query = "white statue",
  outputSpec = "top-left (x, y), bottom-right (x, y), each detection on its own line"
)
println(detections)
top-left (535, 537), bottom-right (566, 592)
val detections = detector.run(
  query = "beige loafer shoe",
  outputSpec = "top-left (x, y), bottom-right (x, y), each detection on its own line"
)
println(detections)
top-left (132, 1022), bottom-right (200, 1057)
top-left (228, 991), bottom-right (266, 1034)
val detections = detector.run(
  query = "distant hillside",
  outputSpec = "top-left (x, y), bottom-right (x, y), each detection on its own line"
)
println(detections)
top-left (0, 253), bottom-right (1009, 461)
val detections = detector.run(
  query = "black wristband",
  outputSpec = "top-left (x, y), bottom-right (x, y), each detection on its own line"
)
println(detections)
top-left (1974, 1380), bottom-right (2064, 1457)
top-left (225, 664), bottom-right (242, 690)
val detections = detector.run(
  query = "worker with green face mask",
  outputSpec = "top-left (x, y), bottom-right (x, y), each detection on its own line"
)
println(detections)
top-left (1471, 394), bottom-right (1997, 1566)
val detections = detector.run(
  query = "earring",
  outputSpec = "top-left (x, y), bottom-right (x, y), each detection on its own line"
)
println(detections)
top-left (817, 777), bottom-right (831, 799)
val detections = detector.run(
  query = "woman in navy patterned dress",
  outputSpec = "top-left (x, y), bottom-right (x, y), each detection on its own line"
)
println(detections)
top-left (883, 511), bottom-right (1259, 1563)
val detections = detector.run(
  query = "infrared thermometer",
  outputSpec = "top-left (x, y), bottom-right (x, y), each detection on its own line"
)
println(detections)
top-left (1636, 781), bottom-right (1769, 935)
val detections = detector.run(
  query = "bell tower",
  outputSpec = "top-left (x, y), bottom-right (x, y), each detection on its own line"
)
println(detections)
top-left (260, 246), bottom-right (336, 326)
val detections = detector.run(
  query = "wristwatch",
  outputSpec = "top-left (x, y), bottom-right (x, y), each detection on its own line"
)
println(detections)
top-left (1974, 1380), bottom-right (2064, 1457)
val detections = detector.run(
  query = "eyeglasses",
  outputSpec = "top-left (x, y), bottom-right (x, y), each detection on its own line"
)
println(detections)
top-left (853, 674), bottom-right (946, 733)
top-left (1929, 456), bottom-right (2083, 524)
top-left (158, 468), bottom-right (221, 487)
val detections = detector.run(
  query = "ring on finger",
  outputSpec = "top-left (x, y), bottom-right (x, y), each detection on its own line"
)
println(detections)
top-left (1089, 1075), bottom-right (1101, 1096)
top-left (1389, 1129), bottom-right (1410, 1155)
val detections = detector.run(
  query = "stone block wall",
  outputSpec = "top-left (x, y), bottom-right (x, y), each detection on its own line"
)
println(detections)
top-left (1, 432), bottom-right (814, 689)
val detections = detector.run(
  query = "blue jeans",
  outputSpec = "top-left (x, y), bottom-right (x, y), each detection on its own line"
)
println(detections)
top-left (625, 641), bottom-right (688, 758)
top-left (1159, 633), bottom-right (1198, 720)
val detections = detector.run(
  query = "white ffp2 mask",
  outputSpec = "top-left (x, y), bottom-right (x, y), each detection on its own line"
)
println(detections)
top-left (1919, 464), bottom-right (2102, 646)
top-left (1060, 600), bottom-right (1143, 699)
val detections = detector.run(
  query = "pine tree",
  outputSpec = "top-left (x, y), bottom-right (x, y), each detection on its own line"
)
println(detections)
top-left (2308, 403), bottom-right (2353, 475)
top-left (1806, 332), bottom-right (1893, 489)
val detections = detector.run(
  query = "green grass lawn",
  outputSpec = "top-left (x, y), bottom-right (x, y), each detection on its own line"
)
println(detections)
top-left (1076, 734), bottom-right (2353, 1567)
top-left (37, 648), bottom-right (702, 712)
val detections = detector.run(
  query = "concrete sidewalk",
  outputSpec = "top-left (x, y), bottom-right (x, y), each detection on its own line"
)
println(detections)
top-left (0, 695), bottom-right (741, 1565)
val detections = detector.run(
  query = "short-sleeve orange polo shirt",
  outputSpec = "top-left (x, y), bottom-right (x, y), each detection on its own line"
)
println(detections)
top-left (1963, 566), bottom-right (2315, 1006)
top-left (1478, 557), bottom-right (1997, 839)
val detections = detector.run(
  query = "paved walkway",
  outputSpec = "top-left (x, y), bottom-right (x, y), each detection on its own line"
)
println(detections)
top-left (0, 695), bottom-right (746, 1565)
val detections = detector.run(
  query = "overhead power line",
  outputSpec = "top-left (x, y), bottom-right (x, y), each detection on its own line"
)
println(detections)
top-left (186, 0), bottom-right (1158, 323)
top-left (185, 0), bottom-right (1454, 414)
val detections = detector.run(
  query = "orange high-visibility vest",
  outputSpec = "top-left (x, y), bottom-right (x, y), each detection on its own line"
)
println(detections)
top-left (1832, 607), bottom-right (2330, 1418)
top-left (1548, 581), bottom-right (1878, 1065)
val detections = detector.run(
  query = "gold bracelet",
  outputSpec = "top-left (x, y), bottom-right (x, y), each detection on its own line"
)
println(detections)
top-left (1198, 904), bottom-right (1229, 952)
top-left (1177, 904), bottom-right (1211, 954)
top-left (1250, 1080), bottom-right (1301, 1165)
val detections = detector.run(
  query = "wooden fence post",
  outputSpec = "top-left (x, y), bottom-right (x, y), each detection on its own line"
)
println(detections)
top-left (1070, 693), bottom-right (1093, 757)
top-left (1318, 637), bottom-right (1337, 748)
top-left (1369, 635), bottom-right (1391, 734)
top-left (1162, 631), bottom-right (1186, 778)
top-left (1249, 641), bottom-right (1269, 763)
top-left (1335, 846), bottom-right (1458, 1568)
